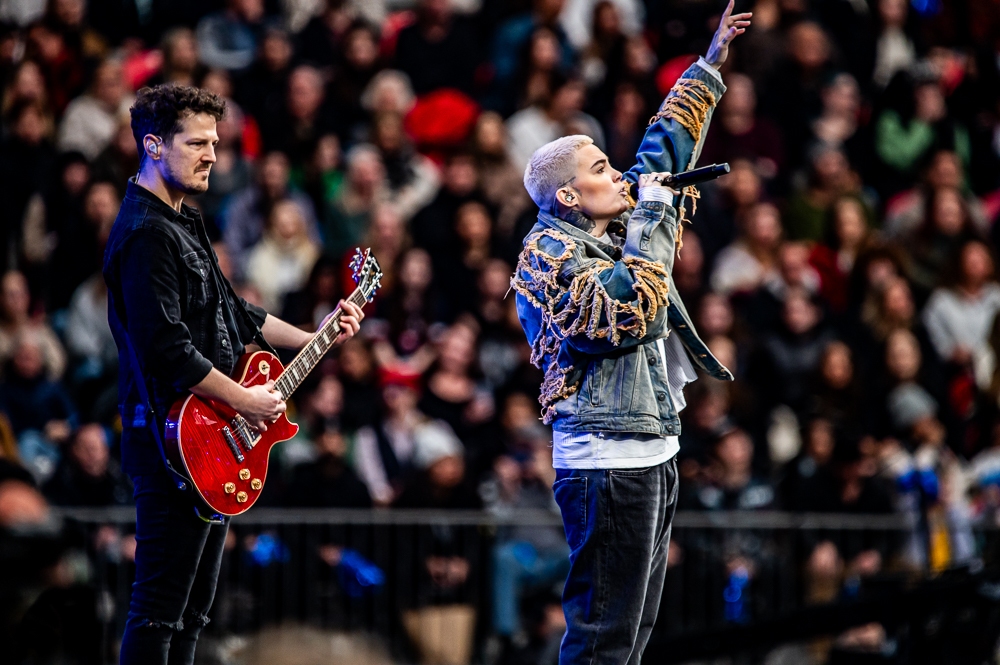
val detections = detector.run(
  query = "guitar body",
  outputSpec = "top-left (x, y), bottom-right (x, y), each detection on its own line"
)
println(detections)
top-left (165, 351), bottom-right (299, 516)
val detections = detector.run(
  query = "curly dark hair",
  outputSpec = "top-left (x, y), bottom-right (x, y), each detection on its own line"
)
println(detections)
top-left (129, 84), bottom-right (226, 159)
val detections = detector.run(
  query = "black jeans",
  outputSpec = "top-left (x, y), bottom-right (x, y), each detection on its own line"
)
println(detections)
top-left (552, 457), bottom-right (679, 664)
top-left (119, 473), bottom-right (228, 665)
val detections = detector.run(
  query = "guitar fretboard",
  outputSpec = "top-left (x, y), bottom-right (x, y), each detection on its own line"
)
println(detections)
top-left (274, 287), bottom-right (369, 399)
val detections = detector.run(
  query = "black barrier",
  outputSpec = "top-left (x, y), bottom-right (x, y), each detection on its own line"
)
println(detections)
top-left (45, 509), bottom-right (1000, 663)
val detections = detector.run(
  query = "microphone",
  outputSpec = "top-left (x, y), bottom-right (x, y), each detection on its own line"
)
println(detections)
top-left (628, 163), bottom-right (731, 200)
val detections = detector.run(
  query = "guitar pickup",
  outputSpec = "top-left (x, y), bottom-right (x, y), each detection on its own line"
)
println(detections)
top-left (222, 426), bottom-right (245, 463)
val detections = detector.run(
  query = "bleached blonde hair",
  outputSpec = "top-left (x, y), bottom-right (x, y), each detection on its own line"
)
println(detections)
top-left (523, 134), bottom-right (593, 211)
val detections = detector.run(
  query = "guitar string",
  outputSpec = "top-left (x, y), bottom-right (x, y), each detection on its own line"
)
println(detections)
top-left (232, 285), bottom-right (371, 440)
top-left (274, 287), bottom-right (370, 400)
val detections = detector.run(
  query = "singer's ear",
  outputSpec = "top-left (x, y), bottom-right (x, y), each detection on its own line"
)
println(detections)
top-left (555, 187), bottom-right (577, 208)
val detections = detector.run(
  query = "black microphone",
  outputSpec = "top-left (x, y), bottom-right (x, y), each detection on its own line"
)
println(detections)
top-left (627, 163), bottom-right (731, 200)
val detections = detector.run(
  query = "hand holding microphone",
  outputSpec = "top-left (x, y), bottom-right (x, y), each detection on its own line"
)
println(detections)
top-left (628, 163), bottom-right (731, 201)
top-left (636, 172), bottom-right (680, 204)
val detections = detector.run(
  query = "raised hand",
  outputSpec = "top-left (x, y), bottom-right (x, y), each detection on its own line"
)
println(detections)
top-left (705, 0), bottom-right (752, 68)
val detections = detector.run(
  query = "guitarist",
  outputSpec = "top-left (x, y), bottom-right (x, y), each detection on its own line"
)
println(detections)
top-left (103, 84), bottom-right (364, 665)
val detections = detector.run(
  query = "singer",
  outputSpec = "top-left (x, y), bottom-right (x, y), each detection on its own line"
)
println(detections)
top-left (510, 2), bottom-right (750, 662)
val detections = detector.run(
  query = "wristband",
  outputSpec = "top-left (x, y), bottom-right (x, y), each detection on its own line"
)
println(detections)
top-left (638, 186), bottom-right (674, 205)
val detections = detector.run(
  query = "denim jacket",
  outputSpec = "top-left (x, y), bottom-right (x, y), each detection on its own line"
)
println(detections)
top-left (511, 59), bottom-right (733, 435)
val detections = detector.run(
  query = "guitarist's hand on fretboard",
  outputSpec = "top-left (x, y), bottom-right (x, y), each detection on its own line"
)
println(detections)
top-left (318, 299), bottom-right (365, 343)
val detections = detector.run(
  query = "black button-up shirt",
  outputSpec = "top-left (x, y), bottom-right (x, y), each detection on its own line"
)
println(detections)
top-left (103, 179), bottom-right (269, 475)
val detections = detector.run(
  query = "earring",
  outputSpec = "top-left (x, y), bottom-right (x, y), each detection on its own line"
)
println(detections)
top-left (565, 193), bottom-right (574, 202)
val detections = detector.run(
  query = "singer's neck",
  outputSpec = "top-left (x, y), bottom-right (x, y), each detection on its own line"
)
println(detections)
top-left (557, 208), bottom-right (611, 237)
top-left (588, 217), bottom-right (612, 238)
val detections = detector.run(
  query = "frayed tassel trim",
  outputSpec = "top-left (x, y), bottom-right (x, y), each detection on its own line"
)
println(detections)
top-left (511, 230), bottom-right (670, 423)
top-left (647, 78), bottom-right (716, 140)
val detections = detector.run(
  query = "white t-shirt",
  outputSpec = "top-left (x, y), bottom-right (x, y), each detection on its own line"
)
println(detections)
top-left (552, 249), bottom-right (700, 470)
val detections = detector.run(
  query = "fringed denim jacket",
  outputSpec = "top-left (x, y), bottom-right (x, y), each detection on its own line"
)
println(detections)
top-left (512, 58), bottom-right (734, 435)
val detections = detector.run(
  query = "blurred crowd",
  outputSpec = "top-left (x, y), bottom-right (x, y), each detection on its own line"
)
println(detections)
top-left (1, 0), bottom-right (1000, 660)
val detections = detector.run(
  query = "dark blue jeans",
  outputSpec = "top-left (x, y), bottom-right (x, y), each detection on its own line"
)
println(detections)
top-left (553, 457), bottom-right (679, 664)
top-left (119, 473), bottom-right (228, 665)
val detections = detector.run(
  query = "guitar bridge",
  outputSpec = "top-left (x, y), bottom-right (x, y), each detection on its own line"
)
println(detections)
top-left (231, 415), bottom-right (260, 449)
top-left (221, 426), bottom-right (245, 463)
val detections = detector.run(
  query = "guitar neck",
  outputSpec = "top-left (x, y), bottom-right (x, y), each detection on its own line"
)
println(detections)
top-left (274, 287), bottom-right (368, 399)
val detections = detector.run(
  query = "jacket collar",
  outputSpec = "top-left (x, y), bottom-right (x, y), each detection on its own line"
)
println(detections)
top-left (535, 209), bottom-right (624, 253)
top-left (125, 177), bottom-right (202, 231)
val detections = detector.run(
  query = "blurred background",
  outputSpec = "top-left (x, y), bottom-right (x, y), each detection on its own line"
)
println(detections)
top-left (1, 0), bottom-right (1000, 663)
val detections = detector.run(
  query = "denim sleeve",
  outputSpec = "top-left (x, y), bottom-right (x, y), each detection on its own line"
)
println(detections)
top-left (514, 201), bottom-right (677, 357)
top-left (623, 59), bottom-right (726, 184)
top-left (120, 229), bottom-right (214, 392)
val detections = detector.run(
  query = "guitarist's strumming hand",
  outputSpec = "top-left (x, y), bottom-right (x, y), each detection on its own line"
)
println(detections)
top-left (240, 380), bottom-right (286, 432)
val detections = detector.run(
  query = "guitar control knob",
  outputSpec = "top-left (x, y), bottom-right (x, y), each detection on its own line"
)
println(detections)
top-left (239, 469), bottom-right (251, 480)
top-left (224, 482), bottom-right (236, 494)
top-left (236, 491), bottom-right (248, 503)
top-left (251, 478), bottom-right (262, 491)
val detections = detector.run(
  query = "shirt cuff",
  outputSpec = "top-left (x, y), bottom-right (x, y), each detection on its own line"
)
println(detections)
top-left (696, 56), bottom-right (724, 83)
top-left (639, 186), bottom-right (674, 205)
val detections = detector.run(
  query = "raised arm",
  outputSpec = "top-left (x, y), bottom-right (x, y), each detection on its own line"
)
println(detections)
top-left (623, 0), bottom-right (751, 182)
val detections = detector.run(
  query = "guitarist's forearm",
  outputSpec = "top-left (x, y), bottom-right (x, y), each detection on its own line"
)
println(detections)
top-left (261, 314), bottom-right (314, 350)
top-left (189, 367), bottom-right (251, 412)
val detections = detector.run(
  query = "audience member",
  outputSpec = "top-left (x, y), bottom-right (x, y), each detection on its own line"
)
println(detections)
top-left (393, 0), bottom-right (479, 95)
top-left (701, 73), bottom-right (784, 182)
top-left (285, 425), bottom-right (372, 508)
top-left (195, 0), bottom-right (266, 72)
top-left (42, 423), bottom-right (130, 506)
top-left (506, 74), bottom-right (603, 172)
top-left (325, 143), bottom-right (389, 257)
top-left (483, 443), bottom-right (568, 642)
top-left (0, 333), bottom-right (77, 482)
top-left (246, 199), bottom-right (322, 313)
top-left (710, 201), bottom-right (783, 297)
top-left (223, 151), bottom-right (320, 280)
top-left (150, 27), bottom-right (203, 88)
top-left (56, 58), bottom-right (130, 160)
top-left (353, 366), bottom-right (464, 506)
top-left (0, 271), bottom-right (65, 381)
top-left (923, 240), bottom-right (1000, 376)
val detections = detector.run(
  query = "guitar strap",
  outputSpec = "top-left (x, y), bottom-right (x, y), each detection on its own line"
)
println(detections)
top-left (191, 209), bottom-right (280, 358)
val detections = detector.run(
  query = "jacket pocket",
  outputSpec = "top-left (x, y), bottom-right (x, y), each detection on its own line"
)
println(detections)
top-left (585, 360), bottom-right (603, 407)
top-left (629, 345), bottom-right (659, 417)
top-left (615, 354), bottom-right (635, 413)
top-left (181, 250), bottom-right (211, 310)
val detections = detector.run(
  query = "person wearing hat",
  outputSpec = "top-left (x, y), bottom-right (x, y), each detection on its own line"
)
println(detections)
top-left (353, 365), bottom-right (466, 506)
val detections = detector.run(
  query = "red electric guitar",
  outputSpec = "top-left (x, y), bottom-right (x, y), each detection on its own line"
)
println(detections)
top-left (163, 249), bottom-right (382, 516)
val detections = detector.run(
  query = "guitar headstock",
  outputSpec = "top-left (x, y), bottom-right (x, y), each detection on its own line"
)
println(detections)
top-left (350, 248), bottom-right (383, 303)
